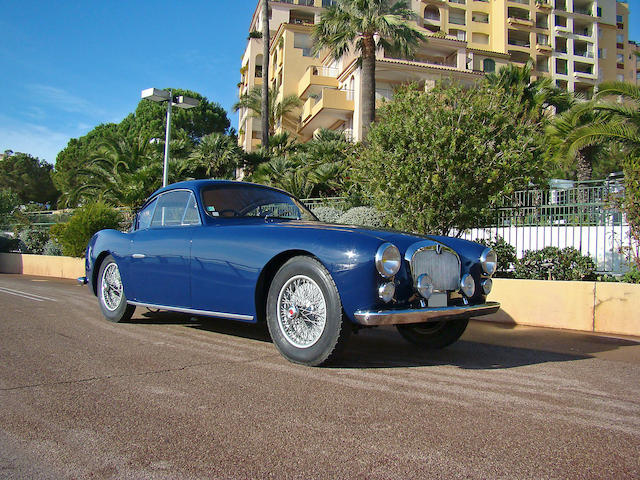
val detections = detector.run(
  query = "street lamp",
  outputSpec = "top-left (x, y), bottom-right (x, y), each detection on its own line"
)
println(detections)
top-left (141, 88), bottom-right (199, 187)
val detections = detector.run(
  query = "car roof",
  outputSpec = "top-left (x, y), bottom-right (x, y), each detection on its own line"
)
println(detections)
top-left (150, 179), bottom-right (291, 200)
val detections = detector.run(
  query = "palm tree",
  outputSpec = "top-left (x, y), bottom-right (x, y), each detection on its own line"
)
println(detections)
top-left (72, 132), bottom-right (160, 207)
top-left (485, 61), bottom-right (573, 119)
top-left (233, 86), bottom-right (302, 136)
top-left (545, 103), bottom-right (601, 181)
top-left (178, 132), bottom-right (242, 180)
top-left (313, 0), bottom-right (426, 137)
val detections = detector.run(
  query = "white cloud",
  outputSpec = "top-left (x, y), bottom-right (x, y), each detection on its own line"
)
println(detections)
top-left (26, 84), bottom-right (104, 116)
top-left (0, 116), bottom-right (71, 164)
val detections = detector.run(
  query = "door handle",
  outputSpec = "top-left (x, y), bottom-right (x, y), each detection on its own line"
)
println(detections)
top-left (132, 254), bottom-right (146, 259)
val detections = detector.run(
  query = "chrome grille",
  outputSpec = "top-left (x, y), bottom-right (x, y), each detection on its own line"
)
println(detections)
top-left (410, 247), bottom-right (461, 291)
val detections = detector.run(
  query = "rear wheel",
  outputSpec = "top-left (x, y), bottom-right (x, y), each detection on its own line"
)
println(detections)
top-left (266, 256), bottom-right (350, 366)
top-left (396, 318), bottom-right (469, 349)
top-left (97, 255), bottom-right (135, 323)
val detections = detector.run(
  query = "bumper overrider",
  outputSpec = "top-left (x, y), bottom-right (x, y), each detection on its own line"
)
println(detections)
top-left (354, 301), bottom-right (500, 326)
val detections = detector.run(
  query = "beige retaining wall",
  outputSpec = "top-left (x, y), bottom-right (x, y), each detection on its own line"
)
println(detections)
top-left (1, 253), bottom-right (638, 337)
top-left (484, 278), bottom-right (640, 337)
top-left (0, 253), bottom-right (84, 280)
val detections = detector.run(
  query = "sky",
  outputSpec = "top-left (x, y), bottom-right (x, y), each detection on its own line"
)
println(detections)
top-left (0, 1), bottom-right (639, 165)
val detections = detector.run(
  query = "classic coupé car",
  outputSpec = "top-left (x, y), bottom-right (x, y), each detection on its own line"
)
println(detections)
top-left (80, 180), bottom-right (500, 366)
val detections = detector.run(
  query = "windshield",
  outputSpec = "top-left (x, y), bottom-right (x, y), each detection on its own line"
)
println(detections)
top-left (201, 184), bottom-right (317, 221)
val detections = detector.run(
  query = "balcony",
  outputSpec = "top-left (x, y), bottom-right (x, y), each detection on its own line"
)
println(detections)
top-left (536, 44), bottom-right (552, 54)
top-left (299, 88), bottom-right (354, 135)
top-left (297, 66), bottom-right (339, 99)
top-left (508, 16), bottom-right (534, 27)
top-left (573, 70), bottom-right (596, 81)
top-left (536, 0), bottom-right (552, 10)
top-left (574, 50), bottom-right (595, 60)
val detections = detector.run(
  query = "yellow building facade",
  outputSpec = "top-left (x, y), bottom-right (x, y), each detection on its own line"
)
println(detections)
top-left (238, 0), bottom-right (635, 151)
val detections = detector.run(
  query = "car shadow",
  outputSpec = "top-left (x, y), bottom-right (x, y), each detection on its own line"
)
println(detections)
top-left (126, 311), bottom-right (638, 370)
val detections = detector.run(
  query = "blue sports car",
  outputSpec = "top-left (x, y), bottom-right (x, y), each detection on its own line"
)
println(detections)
top-left (80, 180), bottom-right (500, 366)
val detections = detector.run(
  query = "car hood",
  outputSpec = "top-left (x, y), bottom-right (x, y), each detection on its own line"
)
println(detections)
top-left (266, 220), bottom-right (484, 260)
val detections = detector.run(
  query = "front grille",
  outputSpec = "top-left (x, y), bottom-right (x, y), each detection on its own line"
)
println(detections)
top-left (410, 247), bottom-right (461, 291)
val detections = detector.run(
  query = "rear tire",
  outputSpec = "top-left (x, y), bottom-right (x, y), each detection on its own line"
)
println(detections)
top-left (266, 256), bottom-right (350, 366)
top-left (396, 318), bottom-right (469, 349)
top-left (97, 255), bottom-right (135, 323)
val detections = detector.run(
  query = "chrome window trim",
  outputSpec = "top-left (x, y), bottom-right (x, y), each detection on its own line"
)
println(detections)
top-left (127, 301), bottom-right (254, 321)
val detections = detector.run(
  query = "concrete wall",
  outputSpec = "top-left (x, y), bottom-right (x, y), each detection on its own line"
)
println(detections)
top-left (484, 278), bottom-right (640, 337)
top-left (0, 253), bottom-right (84, 280)
top-left (1, 253), bottom-right (638, 337)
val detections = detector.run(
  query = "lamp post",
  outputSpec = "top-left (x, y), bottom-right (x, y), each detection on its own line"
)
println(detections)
top-left (141, 88), bottom-right (199, 187)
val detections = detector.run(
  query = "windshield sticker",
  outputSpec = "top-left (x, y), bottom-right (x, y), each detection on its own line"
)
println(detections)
top-left (206, 206), bottom-right (219, 216)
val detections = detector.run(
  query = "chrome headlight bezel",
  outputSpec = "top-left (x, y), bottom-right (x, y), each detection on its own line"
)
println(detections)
top-left (460, 273), bottom-right (475, 297)
top-left (480, 247), bottom-right (497, 276)
top-left (375, 243), bottom-right (401, 278)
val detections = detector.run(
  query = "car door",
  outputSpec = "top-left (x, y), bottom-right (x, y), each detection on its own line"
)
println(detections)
top-left (128, 190), bottom-right (200, 308)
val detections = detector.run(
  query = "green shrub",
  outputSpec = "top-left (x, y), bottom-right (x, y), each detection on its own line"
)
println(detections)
top-left (338, 207), bottom-right (385, 228)
top-left (474, 237), bottom-right (517, 277)
top-left (621, 265), bottom-right (640, 284)
top-left (43, 239), bottom-right (63, 256)
top-left (50, 201), bottom-right (123, 257)
top-left (514, 246), bottom-right (596, 281)
top-left (18, 227), bottom-right (50, 254)
top-left (311, 206), bottom-right (343, 223)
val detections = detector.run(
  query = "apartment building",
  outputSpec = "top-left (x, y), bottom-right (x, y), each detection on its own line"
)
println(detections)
top-left (238, 0), bottom-right (636, 151)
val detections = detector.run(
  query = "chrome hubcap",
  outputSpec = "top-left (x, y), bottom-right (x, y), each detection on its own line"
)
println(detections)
top-left (277, 275), bottom-right (327, 349)
top-left (101, 262), bottom-right (123, 312)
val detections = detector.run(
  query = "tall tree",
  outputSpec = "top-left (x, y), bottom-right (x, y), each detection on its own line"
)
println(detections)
top-left (0, 152), bottom-right (59, 206)
top-left (313, 0), bottom-right (426, 138)
top-left (262, 0), bottom-right (270, 149)
top-left (233, 86), bottom-right (302, 135)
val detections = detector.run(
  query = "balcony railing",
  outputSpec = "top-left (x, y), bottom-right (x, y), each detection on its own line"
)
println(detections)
top-left (574, 50), bottom-right (594, 58)
top-left (509, 39), bottom-right (531, 47)
top-left (574, 7), bottom-right (593, 16)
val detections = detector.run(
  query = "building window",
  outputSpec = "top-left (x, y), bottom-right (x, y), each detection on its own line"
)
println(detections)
top-left (596, 7), bottom-right (602, 17)
top-left (616, 15), bottom-right (623, 24)
top-left (556, 58), bottom-right (568, 75)
top-left (449, 8), bottom-right (466, 25)
top-left (449, 28), bottom-right (466, 41)
top-left (555, 15), bottom-right (567, 27)
top-left (483, 58), bottom-right (495, 73)
top-left (617, 34), bottom-right (624, 43)
top-left (424, 5), bottom-right (440, 21)
top-left (617, 74), bottom-right (624, 82)
top-left (450, 0), bottom-right (466, 4)
top-left (617, 53), bottom-right (624, 63)
top-left (472, 12), bottom-right (489, 23)
top-left (536, 56), bottom-right (549, 72)
top-left (472, 32), bottom-right (489, 44)
top-left (537, 33), bottom-right (549, 46)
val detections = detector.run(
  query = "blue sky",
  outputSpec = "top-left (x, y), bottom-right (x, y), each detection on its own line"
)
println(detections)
top-left (0, 1), bottom-right (639, 165)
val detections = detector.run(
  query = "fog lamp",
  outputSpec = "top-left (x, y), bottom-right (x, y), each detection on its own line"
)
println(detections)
top-left (378, 282), bottom-right (395, 303)
top-left (416, 274), bottom-right (434, 300)
top-left (460, 274), bottom-right (475, 297)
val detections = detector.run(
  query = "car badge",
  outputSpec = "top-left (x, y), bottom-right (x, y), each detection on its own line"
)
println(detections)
top-left (435, 244), bottom-right (442, 255)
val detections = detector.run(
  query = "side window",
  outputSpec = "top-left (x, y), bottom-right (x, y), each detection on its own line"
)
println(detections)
top-left (150, 190), bottom-right (192, 227)
top-left (181, 193), bottom-right (201, 225)
top-left (136, 198), bottom-right (157, 230)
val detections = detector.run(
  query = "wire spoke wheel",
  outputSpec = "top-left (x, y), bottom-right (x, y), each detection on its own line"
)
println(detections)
top-left (101, 262), bottom-right (123, 312)
top-left (277, 275), bottom-right (327, 348)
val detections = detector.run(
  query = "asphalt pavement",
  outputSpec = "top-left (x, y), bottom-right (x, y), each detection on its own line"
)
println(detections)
top-left (1, 273), bottom-right (639, 479)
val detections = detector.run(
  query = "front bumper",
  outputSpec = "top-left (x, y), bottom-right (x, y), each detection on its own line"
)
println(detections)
top-left (354, 301), bottom-right (500, 326)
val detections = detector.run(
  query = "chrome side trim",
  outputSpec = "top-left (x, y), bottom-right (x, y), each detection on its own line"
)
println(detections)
top-left (127, 301), bottom-right (254, 321)
top-left (353, 301), bottom-right (500, 326)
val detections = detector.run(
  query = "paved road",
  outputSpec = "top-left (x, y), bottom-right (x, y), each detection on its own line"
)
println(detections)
top-left (1, 274), bottom-right (639, 479)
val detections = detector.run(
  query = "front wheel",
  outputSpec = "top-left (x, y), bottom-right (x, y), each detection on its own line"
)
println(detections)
top-left (396, 318), bottom-right (469, 349)
top-left (97, 255), bottom-right (135, 323)
top-left (266, 256), bottom-right (350, 366)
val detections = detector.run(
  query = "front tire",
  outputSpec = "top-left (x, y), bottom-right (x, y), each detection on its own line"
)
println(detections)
top-left (396, 318), bottom-right (469, 349)
top-left (97, 255), bottom-right (135, 323)
top-left (266, 256), bottom-right (350, 366)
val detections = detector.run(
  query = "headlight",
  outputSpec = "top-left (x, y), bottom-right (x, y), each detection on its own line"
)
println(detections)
top-left (375, 243), bottom-right (401, 278)
top-left (378, 282), bottom-right (395, 302)
top-left (460, 274), bottom-right (475, 297)
top-left (480, 247), bottom-right (497, 276)
top-left (416, 274), bottom-right (434, 300)
top-left (481, 278), bottom-right (493, 295)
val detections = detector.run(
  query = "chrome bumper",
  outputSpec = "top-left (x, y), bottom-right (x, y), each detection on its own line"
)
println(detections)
top-left (354, 301), bottom-right (500, 326)
top-left (77, 276), bottom-right (88, 286)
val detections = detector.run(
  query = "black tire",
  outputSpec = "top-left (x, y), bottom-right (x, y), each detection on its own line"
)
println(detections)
top-left (396, 318), bottom-right (469, 349)
top-left (266, 256), bottom-right (350, 366)
top-left (97, 255), bottom-right (135, 323)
